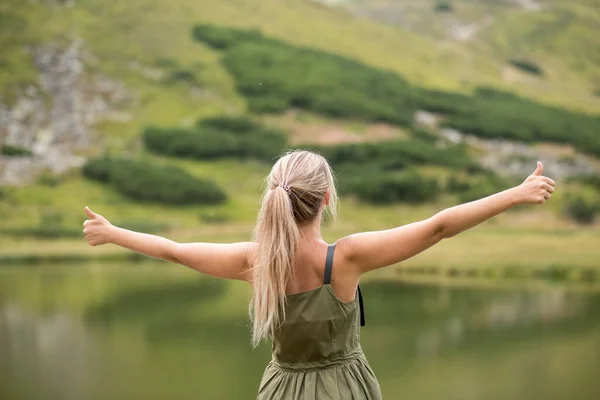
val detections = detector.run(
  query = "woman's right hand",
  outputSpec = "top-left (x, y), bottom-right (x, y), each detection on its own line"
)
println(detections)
top-left (83, 206), bottom-right (114, 246)
top-left (516, 162), bottom-right (556, 205)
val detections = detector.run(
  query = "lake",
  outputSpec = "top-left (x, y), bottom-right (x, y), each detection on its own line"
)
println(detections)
top-left (1, 263), bottom-right (599, 400)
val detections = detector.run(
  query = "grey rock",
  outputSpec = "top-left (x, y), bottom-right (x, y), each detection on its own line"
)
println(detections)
top-left (0, 39), bottom-right (132, 186)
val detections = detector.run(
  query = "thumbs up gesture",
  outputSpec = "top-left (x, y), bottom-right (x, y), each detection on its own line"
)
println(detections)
top-left (517, 162), bottom-right (556, 205)
top-left (82, 206), bottom-right (113, 246)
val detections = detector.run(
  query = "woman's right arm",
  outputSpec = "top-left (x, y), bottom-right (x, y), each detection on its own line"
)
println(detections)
top-left (341, 162), bottom-right (555, 274)
top-left (83, 207), bottom-right (254, 282)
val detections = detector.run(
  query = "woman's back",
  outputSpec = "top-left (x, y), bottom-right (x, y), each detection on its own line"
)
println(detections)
top-left (258, 244), bottom-right (382, 400)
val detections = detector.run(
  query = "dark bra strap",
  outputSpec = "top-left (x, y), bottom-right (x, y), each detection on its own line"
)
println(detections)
top-left (324, 244), bottom-right (366, 327)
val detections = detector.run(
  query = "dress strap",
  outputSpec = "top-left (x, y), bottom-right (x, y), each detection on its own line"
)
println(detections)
top-left (357, 285), bottom-right (366, 327)
top-left (324, 243), bottom-right (366, 327)
top-left (324, 244), bottom-right (335, 285)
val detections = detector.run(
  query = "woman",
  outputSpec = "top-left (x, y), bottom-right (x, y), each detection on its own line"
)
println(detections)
top-left (83, 150), bottom-right (555, 399)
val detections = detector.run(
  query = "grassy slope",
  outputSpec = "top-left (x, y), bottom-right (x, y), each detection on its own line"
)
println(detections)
top-left (0, 0), bottom-right (598, 270)
top-left (337, 0), bottom-right (600, 111)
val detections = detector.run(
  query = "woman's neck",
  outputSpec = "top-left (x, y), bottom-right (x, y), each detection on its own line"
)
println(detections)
top-left (298, 218), bottom-right (324, 243)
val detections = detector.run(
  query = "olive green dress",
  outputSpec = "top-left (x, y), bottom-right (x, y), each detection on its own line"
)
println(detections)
top-left (257, 244), bottom-right (382, 399)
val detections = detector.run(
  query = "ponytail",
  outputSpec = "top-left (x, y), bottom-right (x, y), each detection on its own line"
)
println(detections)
top-left (249, 150), bottom-right (338, 347)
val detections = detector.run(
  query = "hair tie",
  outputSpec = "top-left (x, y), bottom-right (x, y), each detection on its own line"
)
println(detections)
top-left (278, 181), bottom-right (292, 196)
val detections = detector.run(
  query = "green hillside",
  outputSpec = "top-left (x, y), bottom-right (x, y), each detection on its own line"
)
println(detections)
top-left (317, 0), bottom-right (600, 110)
top-left (1, 0), bottom-right (599, 275)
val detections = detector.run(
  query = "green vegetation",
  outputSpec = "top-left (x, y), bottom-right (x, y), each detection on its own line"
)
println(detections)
top-left (307, 138), bottom-right (474, 170)
top-left (1, 144), bottom-right (32, 157)
top-left (143, 116), bottom-right (287, 162)
top-left (564, 195), bottom-right (598, 225)
top-left (0, 0), bottom-right (598, 276)
top-left (292, 138), bottom-right (478, 204)
top-left (339, 168), bottom-right (440, 204)
top-left (441, 88), bottom-right (600, 156)
top-left (82, 157), bottom-right (227, 205)
top-left (434, 1), bottom-right (453, 13)
top-left (0, 210), bottom-right (80, 239)
top-left (508, 58), bottom-right (544, 76)
top-left (192, 25), bottom-right (600, 157)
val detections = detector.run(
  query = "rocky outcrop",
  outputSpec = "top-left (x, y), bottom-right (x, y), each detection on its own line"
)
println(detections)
top-left (439, 127), bottom-right (597, 179)
top-left (415, 110), bottom-right (598, 179)
top-left (0, 39), bottom-right (132, 186)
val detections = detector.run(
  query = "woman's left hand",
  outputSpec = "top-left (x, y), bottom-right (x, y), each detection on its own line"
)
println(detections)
top-left (516, 161), bottom-right (556, 205)
top-left (83, 206), bottom-right (114, 246)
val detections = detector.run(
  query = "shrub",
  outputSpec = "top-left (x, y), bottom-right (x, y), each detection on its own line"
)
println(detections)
top-left (167, 69), bottom-right (198, 84)
top-left (0, 211), bottom-right (79, 239)
top-left (564, 196), bottom-right (597, 224)
top-left (82, 156), bottom-right (120, 183)
top-left (508, 58), bottom-right (544, 76)
top-left (191, 25), bottom-right (600, 158)
top-left (571, 174), bottom-right (600, 190)
top-left (193, 26), bottom-right (418, 125)
top-left (198, 115), bottom-right (261, 132)
top-left (410, 127), bottom-right (439, 143)
top-left (1, 144), bottom-right (32, 157)
top-left (37, 170), bottom-right (61, 187)
top-left (339, 168), bottom-right (440, 204)
top-left (442, 88), bottom-right (600, 156)
top-left (198, 210), bottom-right (231, 224)
top-left (446, 175), bottom-right (472, 193)
top-left (434, 1), bottom-right (453, 13)
top-left (456, 173), bottom-right (515, 203)
top-left (82, 157), bottom-right (227, 205)
top-left (143, 116), bottom-right (288, 161)
top-left (116, 220), bottom-right (170, 233)
top-left (0, 226), bottom-right (82, 239)
top-left (192, 24), bottom-right (264, 49)
top-left (308, 138), bottom-right (473, 171)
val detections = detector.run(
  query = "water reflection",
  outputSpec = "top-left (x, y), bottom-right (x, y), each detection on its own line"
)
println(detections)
top-left (1, 266), bottom-right (599, 400)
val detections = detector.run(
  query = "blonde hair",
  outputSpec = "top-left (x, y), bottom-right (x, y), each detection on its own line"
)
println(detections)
top-left (250, 150), bottom-right (338, 347)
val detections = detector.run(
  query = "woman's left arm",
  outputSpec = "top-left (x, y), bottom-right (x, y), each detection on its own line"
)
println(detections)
top-left (437, 162), bottom-right (555, 238)
top-left (342, 162), bottom-right (556, 273)
top-left (83, 207), bottom-right (253, 282)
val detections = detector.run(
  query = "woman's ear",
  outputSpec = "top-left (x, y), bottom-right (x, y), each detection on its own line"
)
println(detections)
top-left (324, 191), bottom-right (330, 206)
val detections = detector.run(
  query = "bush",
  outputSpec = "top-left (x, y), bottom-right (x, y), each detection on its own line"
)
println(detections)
top-left (434, 1), bottom-right (453, 12)
top-left (198, 115), bottom-right (261, 132)
top-left (410, 127), bottom-right (439, 143)
top-left (82, 157), bottom-right (227, 205)
top-left (564, 196), bottom-right (597, 224)
top-left (446, 175), bottom-right (472, 193)
top-left (192, 25), bottom-right (417, 125)
top-left (442, 88), bottom-right (600, 156)
top-left (37, 170), bottom-right (62, 187)
top-left (82, 157), bottom-right (119, 183)
top-left (570, 174), bottom-right (600, 190)
top-left (0, 226), bottom-right (82, 239)
top-left (456, 173), bottom-right (515, 203)
top-left (307, 138), bottom-right (474, 171)
top-left (191, 25), bottom-right (600, 158)
top-left (192, 24), bottom-right (264, 49)
top-left (0, 211), bottom-right (79, 239)
top-left (1, 144), bottom-right (32, 157)
top-left (198, 210), bottom-right (231, 224)
top-left (508, 58), bottom-right (544, 76)
top-left (167, 69), bottom-right (198, 84)
top-left (112, 221), bottom-right (168, 233)
top-left (338, 168), bottom-right (440, 204)
top-left (143, 116), bottom-right (288, 161)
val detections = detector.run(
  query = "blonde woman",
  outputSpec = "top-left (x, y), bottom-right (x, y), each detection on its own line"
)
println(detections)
top-left (83, 150), bottom-right (555, 399)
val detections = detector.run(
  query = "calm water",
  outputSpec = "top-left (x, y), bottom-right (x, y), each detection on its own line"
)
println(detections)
top-left (1, 263), bottom-right (599, 400)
